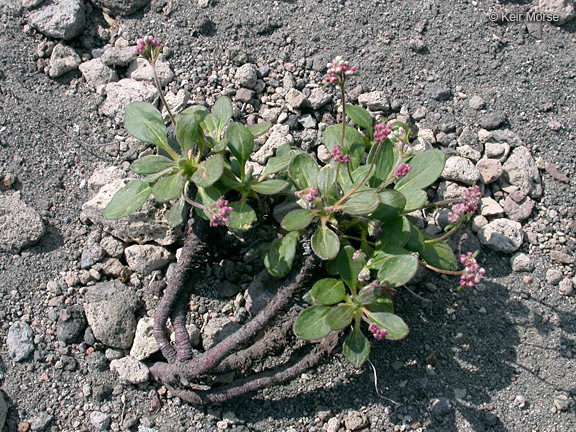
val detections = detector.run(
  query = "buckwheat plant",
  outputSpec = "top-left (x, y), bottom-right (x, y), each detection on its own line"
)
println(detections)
top-left (103, 41), bottom-right (484, 404)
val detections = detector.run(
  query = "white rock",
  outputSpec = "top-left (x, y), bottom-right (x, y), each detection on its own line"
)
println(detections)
top-left (418, 128), bottom-right (436, 144)
top-left (110, 356), bottom-right (149, 384)
top-left (285, 88), bottom-right (307, 110)
top-left (202, 317), bottom-right (241, 350)
top-left (99, 79), bottom-right (159, 124)
top-left (502, 146), bottom-right (542, 198)
top-left (510, 252), bottom-right (534, 272)
top-left (130, 317), bottom-right (157, 361)
top-left (559, 278), bottom-right (574, 296)
top-left (27, 0), bottom-right (85, 40)
top-left (484, 142), bottom-right (510, 161)
top-left (0, 194), bottom-right (45, 253)
top-left (307, 88), bottom-right (332, 109)
top-left (457, 145), bottom-right (481, 163)
top-left (441, 156), bottom-right (480, 185)
top-left (162, 89), bottom-right (191, 121)
top-left (101, 46), bottom-right (138, 67)
top-left (251, 131), bottom-right (291, 164)
top-left (358, 91), bottom-right (390, 111)
top-left (48, 43), bottom-right (81, 78)
top-left (90, 411), bottom-right (111, 431)
top-left (435, 181), bottom-right (468, 201)
top-left (471, 215), bottom-right (489, 232)
top-left (87, 165), bottom-right (126, 195)
top-left (478, 219), bottom-right (524, 253)
top-left (538, 0), bottom-right (575, 25)
top-left (480, 197), bottom-right (503, 217)
top-left (79, 58), bottom-right (118, 88)
top-left (234, 63), bottom-right (258, 89)
top-left (124, 244), bottom-right (174, 275)
top-left (126, 57), bottom-right (174, 87)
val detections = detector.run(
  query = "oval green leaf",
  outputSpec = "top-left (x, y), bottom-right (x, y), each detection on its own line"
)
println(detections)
top-left (395, 150), bottom-right (446, 191)
top-left (191, 154), bottom-right (224, 188)
top-left (264, 231), bottom-right (299, 278)
top-left (326, 305), bottom-right (354, 331)
top-left (263, 153), bottom-right (292, 176)
top-left (288, 153), bottom-right (319, 189)
top-left (251, 179), bottom-right (290, 195)
top-left (247, 121), bottom-right (271, 137)
top-left (131, 155), bottom-right (176, 175)
top-left (311, 225), bottom-right (340, 260)
top-left (175, 113), bottom-right (199, 154)
top-left (368, 140), bottom-right (397, 188)
top-left (341, 190), bottom-right (380, 215)
top-left (167, 195), bottom-right (187, 227)
top-left (103, 180), bottom-right (152, 219)
top-left (343, 325), bottom-right (370, 367)
top-left (330, 245), bottom-right (363, 291)
top-left (345, 104), bottom-right (373, 131)
top-left (227, 201), bottom-right (257, 231)
top-left (124, 102), bottom-right (168, 149)
top-left (294, 305), bottom-right (332, 341)
top-left (363, 312), bottom-right (409, 340)
top-left (226, 123), bottom-right (254, 168)
top-left (213, 96), bottom-right (233, 137)
top-left (365, 295), bottom-right (394, 313)
top-left (399, 189), bottom-right (427, 213)
top-left (318, 166), bottom-right (337, 200)
top-left (376, 254), bottom-right (418, 288)
top-left (370, 190), bottom-right (406, 222)
top-left (153, 173), bottom-right (185, 201)
top-left (310, 278), bottom-right (346, 305)
top-left (420, 236), bottom-right (458, 271)
top-left (281, 209), bottom-right (316, 231)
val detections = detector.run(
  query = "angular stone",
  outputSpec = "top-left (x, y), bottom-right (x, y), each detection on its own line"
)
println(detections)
top-left (550, 250), bottom-right (575, 264)
top-left (83, 280), bottom-right (139, 349)
top-left (87, 165), bottom-right (126, 194)
top-left (285, 88), bottom-right (307, 110)
top-left (429, 85), bottom-right (452, 102)
top-left (110, 356), bottom-right (149, 384)
top-left (468, 95), bottom-right (485, 110)
top-left (307, 88), bottom-right (332, 109)
top-left (502, 146), bottom-right (542, 198)
top-left (7, 321), bottom-right (35, 361)
top-left (202, 317), bottom-right (241, 350)
top-left (457, 145), bottom-right (481, 163)
top-left (478, 219), bottom-right (524, 253)
top-left (539, 0), bottom-right (575, 25)
top-left (251, 131), bottom-right (291, 164)
top-left (559, 278), bottom-right (574, 296)
top-left (435, 181), bottom-right (468, 201)
top-left (480, 197), bottom-right (503, 217)
top-left (358, 91), bottom-right (390, 111)
top-left (88, 0), bottom-right (150, 16)
top-left (90, 411), bottom-right (111, 431)
top-left (441, 156), bottom-right (480, 185)
top-left (476, 159), bottom-right (503, 184)
top-left (490, 129), bottom-right (524, 148)
top-left (479, 112), bottom-right (506, 130)
top-left (28, 0), bottom-right (85, 40)
top-left (484, 142), bottom-right (510, 160)
top-left (0, 195), bottom-right (45, 253)
top-left (101, 46), bottom-right (138, 67)
top-left (235, 88), bottom-right (254, 103)
top-left (234, 63), bottom-right (258, 89)
top-left (81, 179), bottom-right (182, 246)
top-left (501, 195), bottom-right (534, 222)
top-left (57, 305), bottom-right (87, 344)
top-left (546, 268), bottom-right (563, 285)
top-left (343, 411), bottom-right (367, 431)
top-left (431, 397), bottom-right (452, 417)
top-left (130, 317), bottom-right (157, 361)
top-left (510, 252), bottom-right (534, 272)
top-left (126, 58), bottom-right (174, 87)
top-left (99, 79), bottom-right (158, 124)
top-left (48, 43), bottom-right (81, 78)
top-left (79, 58), bottom-right (118, 88)
top-left (124, 244), bottom-right (173, 275)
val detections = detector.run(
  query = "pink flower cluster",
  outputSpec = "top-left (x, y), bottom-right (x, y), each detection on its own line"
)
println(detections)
top-left (302, 187), bottom-right (319, 202)
top-left (329, 145), bottom-right (350, 164)
top-left (369, 323), bottom-right (388, 341)
top-left (448, 185), bottom-right (482, 224)
top-left (459, 252), bottom-right (485, 288)
top-left (374, 123), bottom-right (392, 143)
top-left (368, 220), bottom-right (382, 237)
top-left (352, 250), bottom-right (365, 262)
top-left (324, 56), bottom-right (357, 85)
top-left (210, 199), bottom-right (233, 227)
top-left (136, 36), bottom-right (162, 61)
top-left (395, 163), bottom-right (412, 178)
top-left (358, 268), bottom-right (371, 282)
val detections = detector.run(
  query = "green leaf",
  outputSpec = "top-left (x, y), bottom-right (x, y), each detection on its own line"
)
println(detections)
top-left (365, 295), bottom-right (394, 313)
top-left (191, 154), bottom-right (224, 188)
top-left (330, 245), bottom-right (363, 291)
top-left (213, 96), bottom-right (233, 137)
top-left (175, 113), bottom-right (200, 154)
top-left (346, 104), bottom-right (373, 131)
top-left (153, 173), bottom-right (185, 201)
top-left (264, 231), bottom-right (299, 278)
top-left (167, 196), bottom-right (186, 227)
top-left (227, 201), bottom-right (257, 231)
top-left (343, 325), bottom-right (370, 367)
top-left (124, 102), bottom-right (168, 150)
top-left (310, 278), bottom-right (346, 305)
top-left (194, 186), bottom-right (221, 220)
top-left (375, 216), bottom-right (411, 248)
top-left (131, 155), bottom-right (177, 175)
top-left (288, 153), bottom-right (319, 189)
top-left (281, 209), bottom-right (316, 231)
top-left (370, 190), bottom-right (406, 222)
top-left (395, 150), bottom-right (445, 191)
top-left (357, 285), bottom-right (380, 305)
top-left (251, 179), bottom-right (290, 195)
top-left (226, 123), bottom-right (254, 169)
top-left (181, 105), bottom-right (209, 123)
top-left (262, 153), bottom-right (293, 176)
top-left (311, 225), bottom-right (340, 260)
top-left (368, 140), bottom-right (397, 188)
top-left (420, 236), bottom-right (458, 271)
top-left (323, 124), bottom-right (366, 170)
top-left (318, 166), bottom-right (337, 199)
top-left (103, 180), bottom-right (152, 219)
top-left (404, 222), bottom-right (425, 253)
top-left (341, 190), bottom-right (380, 215)
top-left (326, 305), bottom-right (354, 331)
top-left (294, 306), bottom-right (332, 340)
top-left (363, 312), bottom-right (409, 340)
top-left (399, 189), bottom-right (427, 213)
top-left (247, 122), bottom-right (271, 137)
top-left (376, 254), bottom-right (418, 288)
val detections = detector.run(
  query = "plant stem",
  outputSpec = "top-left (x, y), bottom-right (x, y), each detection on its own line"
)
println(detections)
top-left (424, 224), bottom-right (459, 244)
top-left (343, 235), bottom-right (376, 247)
top-left (421, 261), bottom-right (463, 276)
top-left (152, 61), bottom-right (177, 127)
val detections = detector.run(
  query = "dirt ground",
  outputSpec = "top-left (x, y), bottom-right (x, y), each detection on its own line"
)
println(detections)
top-left (0, 0), bottom-right (575, 431)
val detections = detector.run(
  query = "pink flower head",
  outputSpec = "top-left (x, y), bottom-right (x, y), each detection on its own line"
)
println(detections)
top-left (368, 220), bottom-right (382, 237)
top-left (358, 268), bottom-right (371, 282)
top-left (369, 323), bottom-right (388, 341)
top-left (329, 145), bottom-right (351, 164)
top-left (447, 185), bottom-right (482, 224)
top-left (395, 163), bottom-right (412, 178)
top-left (136, 36), bottom-right (163, 63)
top-left (459, 252), bottom-right (485, 288)
top-left (324, 56), bottom-right (357, 85)
top-left (209, 199), bottom-right (233, 227)
top-left (352, 250), bottom-right (366, 262)
top-left (302, 187), bottom-right (319, 203)
top-left (374, 123), bottom-right (392, 143)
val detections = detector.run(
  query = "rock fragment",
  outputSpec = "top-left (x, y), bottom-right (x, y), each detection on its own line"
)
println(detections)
top-left (358, 91), bottom-right (390, 111)
top-left (89, 0), bottom-right (151, 16)
top-left (502, 146), bottom-right (542, 198)
top-left (0, 195), bottom-right (45, 253)
top-left (538, 0), bottom-right (575, 25)
top-left (7, 321), bottom-right (35, 361)
top-left (79, 58), bottom-right (118, 88)
top-left (110, 356), bottom-right (149, 384)
top-left (235, 64), bottom-right (258, 89)
top-left (510, 253), bottom-right (534, 272)
top-left (47, 43), bottom-right (81, 78)
top-left (124, 244), bottom-right (174, 275)
top-left (251, 131), bottom-right (290, 164)
top-left (28, 0), bottom-right (85, 40)
top-left (478, 219), bottom-right (523, 253)
top-left (98, 79), bottom-right (158, 124)
top-left (127, 58), bottom-right (174, 87)
top-left (101, 46), bottom-right (139, 67)
top-left (441, 156), bottom-right (480, 185)
top-left (202, 317), bottom-right (241, 350)
top-left (476, 159), bottom-right (503, 184)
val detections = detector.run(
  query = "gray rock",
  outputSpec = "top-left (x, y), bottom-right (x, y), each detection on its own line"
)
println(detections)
top-left (124, 244), bottom-right (173, 275)
top-left (501, 194), bottom-right (534, 222)
top-left (57, 305), bottom-right (87, 344)
top-left (251, 131), bottom-right (291, 164)
top-left (502, 146), bottom-right (542, 198)
top-left (478, 219), bottom-right (524, 253)
top-left (471, 215), bottom-right (489, 232)
top-left (298, 113), bottom-right (317, 129)
top-left (510, 253), bottom-right (534, 272)
top-left (317, 144), bottom-right (331, 163)
top-left (441, 156), bottom-right (480, 185)
top-left (457, 145), bottom-right (481, 163)
top-left (468, 95), bottom-right (485, 110)
top-left (83, 280), bottom-right (139, 349)
top-left (429, 85), bottom-right (452, 102)
top-left (558, 278), bottom-right (574, 296)
top-left (235, 88), bottom-right (254, 103)
top-left (162, 89), bottom-right (191, 121)
top-left (202, 317), bottom-right (241, 350)
top-left (30, 412), bottom-right (53, 431)
top-left (431, 397), bottom-right (452, 417)
top-left (344, 411), bottom-right (367, 431)
top-left (126, 58), bottom-right (174, 87)
top-left (234, 64), bottom-right (258, 89)
top-left (0, 392), bottom-right (6, 431)
top-left (285, 88), bottom-right (307, 110)
top-left (490, 129), bottom-right (524, 148)
top-left (476, 159), bottom-right (503, 184)
top-left (88, 0), bottom-right (150, 16)
top-left (99, 79), bottom-right (158, 124)
top-left (79, 58), bottom-right (118, 88)
top-left (244, 269), bottom-right (282, 316)
top-left (87, 165), bottom-right (126, 194)
top-left (101, 257), bottom-right (131, 279)
top-left (90, 411), bottom-right (111, 431)
top-left (326, 417), bottom-right (341, 432)
top-left (218, 280), bottom-right (239, 298)
top-left (484, 142), bottom-right (510, 161)
top-left (307, 88), bottom-right (332, 109)
top-left (130, 317), bottom-right (157, 360)
top-left (550, 250), bottom-right (575, 264)
top-left (435, 181), bottom-right (468, 201)
top-left (553, 394), bottom-right (573, 411)
top-left (82, 178), bottom-right (182, 246)
top-left (358, 91), bottom-right (390, 111)
top-left (479, 112), bottom-right (506, 130)
top-left (99, 235), bottom-right (124, 259)
top-left (101, 46), bottom-right (138, 67)
top-left (539, 0), bottom-right (575, 25)
top-left (546, 268), bottom-right (563, 285)
top-left (480, 197), bottom-right (503, 217)
top-left (7, 321), bottom-right (35, 361)
top-left (458, 126), bottom-right (482, 152)
top-left (24, 0), bottom-right (47, 7)
top-left (0, 195), bottom-right (45, 253)
top-left (47, 43), bottom-right (81, 78)
top-left (28, 0), bottom-right (85, 40)
top-left (0, 0), bottom-right (22, 15)
top-left (110, 356), bottom-right (149, 384)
